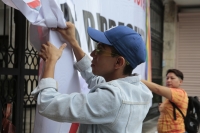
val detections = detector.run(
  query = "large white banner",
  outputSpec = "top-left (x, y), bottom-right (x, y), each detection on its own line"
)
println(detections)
top-left (2, 0), bottom-right (148, 133)
top-left (66, 0), bottom-right (147, 79)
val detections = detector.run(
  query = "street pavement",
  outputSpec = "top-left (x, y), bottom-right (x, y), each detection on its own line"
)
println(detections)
top-left (142, 116), bottom-right (158, 133)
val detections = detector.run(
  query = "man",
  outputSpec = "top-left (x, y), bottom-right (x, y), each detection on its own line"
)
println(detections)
top-left (31, 22), bottom-right (153, 133)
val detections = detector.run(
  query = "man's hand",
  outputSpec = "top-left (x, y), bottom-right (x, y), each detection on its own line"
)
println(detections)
top-left (39, 42), bottom-right (67, 78)
top-left (51, 22), bottom-right (85, 61)
top-left (39, 41), bottom-right (67, 62)
top-left (52, 22), bottom-right (77, 47)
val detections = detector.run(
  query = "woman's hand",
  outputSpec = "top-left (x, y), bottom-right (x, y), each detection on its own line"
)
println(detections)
top-left (39, 41), bottom-right (67, 62)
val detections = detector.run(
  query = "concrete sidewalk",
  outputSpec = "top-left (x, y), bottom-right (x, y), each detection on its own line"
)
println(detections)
top-left (142, 116), bottom-right (158, 133)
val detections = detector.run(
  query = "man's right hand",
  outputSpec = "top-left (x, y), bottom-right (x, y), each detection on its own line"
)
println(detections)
top-left (52, 22), bottom-right (85, 61)
top-left (52, 22), bottom-right (77, 47)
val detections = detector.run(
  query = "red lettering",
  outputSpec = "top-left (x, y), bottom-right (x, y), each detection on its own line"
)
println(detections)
top-left (134, 0), bottom-right (146, 11)
top-left (137, 0), bottom-right (141, 5)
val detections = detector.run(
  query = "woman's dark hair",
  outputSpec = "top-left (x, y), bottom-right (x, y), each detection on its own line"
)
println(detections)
top-left (166, 69), bottom-right (184, 80)
top-left (110, 46), bottom-right (133, 75)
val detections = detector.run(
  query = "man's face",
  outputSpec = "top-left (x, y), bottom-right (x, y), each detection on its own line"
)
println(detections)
top-left (90, 43), bottom-right (119, 78)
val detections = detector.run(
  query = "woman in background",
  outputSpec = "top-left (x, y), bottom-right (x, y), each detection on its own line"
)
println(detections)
top-left (142, 69), bottom-right (188, 133)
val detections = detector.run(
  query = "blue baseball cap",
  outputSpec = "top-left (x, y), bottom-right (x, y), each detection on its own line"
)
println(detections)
top-left (87, 26), bottom-right (146, 69)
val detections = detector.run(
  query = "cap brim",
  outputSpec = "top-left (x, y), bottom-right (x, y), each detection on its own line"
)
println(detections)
top-left (87, 27), bottom-right (112, 45)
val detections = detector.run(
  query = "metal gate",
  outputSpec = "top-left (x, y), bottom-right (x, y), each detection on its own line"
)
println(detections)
top-left (0, 2), bottom-right (39, 133)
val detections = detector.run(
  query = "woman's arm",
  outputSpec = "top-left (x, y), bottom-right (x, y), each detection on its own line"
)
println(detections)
top-left (141, 80), bottom-right (172, 100)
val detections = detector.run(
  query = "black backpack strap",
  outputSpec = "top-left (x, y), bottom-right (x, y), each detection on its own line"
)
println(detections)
top-left (171, 102), bottom-right (177, 120)
top-left (170, 101), bottom-right (185, 120)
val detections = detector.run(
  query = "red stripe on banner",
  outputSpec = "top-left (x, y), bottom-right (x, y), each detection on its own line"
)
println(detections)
top-left (27, 0), bottom-right (40, 8)
top-left (69, 123), bottom-right (79, 133)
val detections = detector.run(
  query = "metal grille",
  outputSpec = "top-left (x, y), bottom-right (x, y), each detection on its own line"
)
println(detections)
top-left (177, 12), bottom-right (200, 99)
top-left (0, 2), bottom-right (39, 133)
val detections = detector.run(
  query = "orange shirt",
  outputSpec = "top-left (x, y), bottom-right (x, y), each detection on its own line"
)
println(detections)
top-left (157, 88), bottom-right (188, 133)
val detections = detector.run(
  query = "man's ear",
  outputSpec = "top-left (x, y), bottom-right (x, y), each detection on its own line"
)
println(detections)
top-left (115, 56), bottom-right (126, 69)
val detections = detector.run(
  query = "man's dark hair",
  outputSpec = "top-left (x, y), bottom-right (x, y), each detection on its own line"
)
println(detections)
top-left (166, 69), bottom-right (184, 80)
top-left (110, 47), bottom-right (133, 75)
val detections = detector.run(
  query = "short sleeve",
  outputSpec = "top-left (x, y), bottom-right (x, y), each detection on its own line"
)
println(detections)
top-left (170, 88), bottom-right (188, 108)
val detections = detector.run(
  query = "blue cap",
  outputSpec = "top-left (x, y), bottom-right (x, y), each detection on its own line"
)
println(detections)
top-left (87, 26), bottom-right (146, 69)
